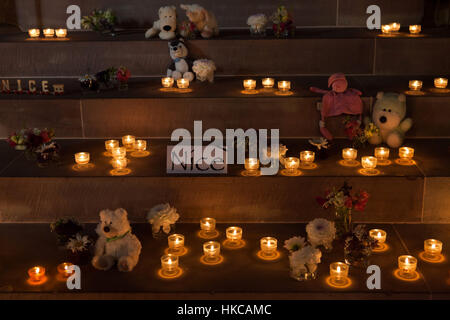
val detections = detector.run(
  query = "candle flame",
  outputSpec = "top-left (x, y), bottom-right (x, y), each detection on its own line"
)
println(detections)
top-left (337, 266), bottom-right (341, 272)
top-left (405, 257), bottom-right (409, 264)
top-left (377, 232), bottom-right (381, 237)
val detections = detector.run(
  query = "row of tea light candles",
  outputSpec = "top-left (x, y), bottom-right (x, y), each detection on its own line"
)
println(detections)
top-left (161, 77), bottom-right (190, 90)
top-left (409, 78), bottom-right (448, 91)
top-left (243, 146), bottom-right (415, 175)
top-left (28, 28), bottom-right (67, 38)
top-left (27, 225), bottom-right (444, 284)
top-left (381, 23), bottom-right (422, 34)
top-left (243, 78), bottom-right (291, 92)
top-left (74, 136), bottom-right (148, 173)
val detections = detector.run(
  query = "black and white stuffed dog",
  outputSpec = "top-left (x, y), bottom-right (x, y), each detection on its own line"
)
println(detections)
top-left (167, 38), bottom-right (195, 81)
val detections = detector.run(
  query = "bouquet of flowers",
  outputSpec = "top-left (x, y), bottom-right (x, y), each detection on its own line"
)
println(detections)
top-left (343, 116), bottom-right (379, 149)
top-left (81, 9), bottom-right (117, 35)
top-left (284, 235), bottom-right (322, 281)
top-left (316, 181), bottom-right (369, 239)
top-left (271, 6), bottom-right (295, 38)
top-left (179, 20), bottom-right (198, 39)
top-left (147, 203), bottom-right (180, 237)
top-left (95, 67), bottom-right (118, 89)
top-left (306, 218), bottom-right (336, 251)
top-left (116, 66), bottom-right (131, 90)
top-left (344, 224), bottom-right (377, 268)
top-left (7, 128), bottom-right (59, 166)
top-left (50, 218), bottom-right (83, 246)
top-left (247, 14), bottom-right (268, 36)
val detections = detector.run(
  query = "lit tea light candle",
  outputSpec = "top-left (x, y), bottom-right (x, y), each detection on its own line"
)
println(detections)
top-left (28, 28), bottom-right (40, 38)
top-left (434, 77), bottom-right (448, 89)
top-left (260, 237), bottom-right (278, 258)
top-left (390, 22), bottom-right (401, 32)
top-left (75, 152), bottom-right (90, 165)
top-left (361, 156), bottom-right (377, 168)
top-left (55, 28), bottom-right (67, 38)
top-left (111, 146), bottom-right (126, 159)
top-left (342, 148), bottom-right (358, 163)
top-left (278, 80), bottom-right (291, 92)
top-left (161, 77), bottom-right (174, 88)
top-left (177, 78), bottom-right (190, 89)
top-left (160, 254), bottom-right (179, 276)
top-left (168, 234), bottom-right (185, 255)
top-left (243, 79), bottom-right (257, 91)
top-left (226, 226), bottom-right (242, 241)
top-left (398, 255), bottom-right (417, 279)
top-left (369, 229), bottom-right (387, 250)
top-left (105, 139), bottom-right (119, 152)
top-left (112, 158), bottom-right (127, 170)
top-left (134, 140), bottom-right (147, 152)
top-left (284, 157), bottom-right (300, 171)
top-left (329, 262), bottom-right (349, 287)
top-left (409, 80), bottom-right (423, 91)
top-left (381, 24), bottom-right (391, 34)
top-left (200, 217), bottom-right (216, 232)
top-left (300, 151), bottom-right (315, 168)
top-left (262, 78), bottom-right (275, 88)
top-left (424, 239), bottom-right (443, 260)
top-left (57, 262), bottom-right (74, 278)
top-left (374, 147), bottom-right (389, 160)
top-left (28, 266), bottom-right (45, 283)
top-left (409, 25), bottom-right (421, 34)
top-left (202, 241), bottom-right (221, 263)
top-left (122, 135), bottom-right (135, 150)
top-left (43, 28), bottom-right (55, 38)
top-left (397, 147), bottom-right (415, 165)
top-left (244, 158), bottom-right (259, 171)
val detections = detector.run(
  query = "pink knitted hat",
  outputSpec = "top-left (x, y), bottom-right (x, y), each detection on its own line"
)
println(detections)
top-left (328, 73), bottom-right (347, 88)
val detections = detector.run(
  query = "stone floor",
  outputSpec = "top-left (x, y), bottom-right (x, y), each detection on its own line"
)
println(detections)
top-left (0, 223), bottom-right (448, 299)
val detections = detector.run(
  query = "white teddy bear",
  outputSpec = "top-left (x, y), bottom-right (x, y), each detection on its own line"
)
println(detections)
top-left (366, 92), bottom-right (413, 148)
top-left (180, 4), bottom-right (219, 38)
top-left (92, 208), bottom-right (142, 272)
top-left (145, 6), bottom-right (177, 40)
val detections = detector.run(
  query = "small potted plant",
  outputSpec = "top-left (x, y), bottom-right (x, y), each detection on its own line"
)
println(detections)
top-left (147, 203), bottom-right (180, 239)
top-left (284, 236), bottom-right (322, 281)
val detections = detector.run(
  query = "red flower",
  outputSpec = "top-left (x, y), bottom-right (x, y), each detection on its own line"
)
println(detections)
top-left (354, 202), bottom-right (366, 212)
top-left (41, 131), bottom-right (50, 143)
top-left (344, 197), bottom-right (353, 209)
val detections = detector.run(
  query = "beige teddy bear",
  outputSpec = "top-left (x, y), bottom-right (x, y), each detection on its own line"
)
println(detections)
top-left (180, 4), bottom-right (219, 38)
top-left (92, 208), bottom-right (142, 272)
top-left (145, 6), bottom-right (177, 40)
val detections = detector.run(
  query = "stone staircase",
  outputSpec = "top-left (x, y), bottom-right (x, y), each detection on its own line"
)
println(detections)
top-left (0, 0), bottom-right (449, 299)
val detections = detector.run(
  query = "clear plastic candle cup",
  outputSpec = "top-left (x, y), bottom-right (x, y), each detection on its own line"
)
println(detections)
top-left (168, 234), bottom-right (185, 255)
top-left (75, 152), bottom-right (90, 165)
top-left (262, 78), bottom-right (275, 88)
top-left (398, 255), bottom-right (417, 279)
top-left (260, 237), bottom-right (278, 258)
top-left (161, 254), bottom-right (179, 276)
top-left (203, 241), bottom-right (221, 263)
top-left (424, 239), bottom-right (443, 260)
top-left (329, 262), bottom-right (349, 286)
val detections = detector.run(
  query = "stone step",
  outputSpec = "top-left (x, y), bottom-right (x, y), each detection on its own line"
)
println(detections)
top-left (0, 138), bottom-right (448, 223)
top-left (0, 222), bottom-right (448, 299)
top-left (1, 28), bottom-right (449, 77)
top-left (1, 76), bottom-right (449, 139)
top-left (12, 0), bottom-right (424, 30)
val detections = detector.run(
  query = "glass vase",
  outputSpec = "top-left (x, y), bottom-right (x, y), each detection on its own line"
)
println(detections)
top-left (152, 224), bottom-right (176, 240)
top-left (344, 241), bottom-right (371, 268)
top-left (250, 25), bottom-right (266, 37)
top-left (290, 266), bottom-right (317, 281)
top-left (335, 208), bottom-right (352, 240)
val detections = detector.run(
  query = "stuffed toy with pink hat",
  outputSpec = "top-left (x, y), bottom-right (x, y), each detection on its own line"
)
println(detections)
top-left (310, 73), bottom-right (363, 140)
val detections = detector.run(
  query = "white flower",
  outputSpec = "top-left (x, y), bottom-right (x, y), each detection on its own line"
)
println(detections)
top-left (66, 233), bottom-right (90, 253)
top-left (147, 203), bottom-right (180, 234)
top-left (289, 245), bottom-right (322, 271)
top-left (284, 236), bottom-right (306, 252)
top-left (247, 14), bottom-right (268, 27)
top-left (306, 218), bottom-right (336, 249)
top-left (192, 59), bottom-right (216, 82)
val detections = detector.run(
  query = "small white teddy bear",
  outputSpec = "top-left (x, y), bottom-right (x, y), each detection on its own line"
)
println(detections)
top-left (92, 208), bottom-right (142, 272)
top-left (192, 59), bottom-right (216, 82)
top-left (180, 4), bottom-right (219, 38)
top-left (366, 92), bottom-right (413, 148)
top-left (145, 6), bottom-right (177, 40)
